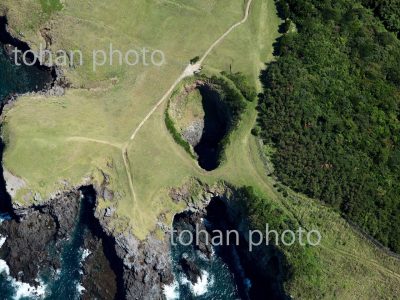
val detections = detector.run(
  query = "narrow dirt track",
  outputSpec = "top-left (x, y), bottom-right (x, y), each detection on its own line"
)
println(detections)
top-left (129, 0), bottom-right (253, 142)
top-left (67, 136), bottom-right (122, 149)
top-left (124, 0), bottom-right (254, 201)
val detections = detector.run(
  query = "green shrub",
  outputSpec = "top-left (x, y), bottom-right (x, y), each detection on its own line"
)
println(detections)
top-left (221, 71), bottom-right (257, 101)
top-left (190, 56), bottom-right (200, 65)
top-left (164, 108), bottom-right (196, 159)
top-left (40, 0), bottom-right (63, 15)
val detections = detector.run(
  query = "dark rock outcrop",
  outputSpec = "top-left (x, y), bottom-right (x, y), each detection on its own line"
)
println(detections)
top-left (0, 190), bottom-right (80, 284)
top-left (82, 235), bottom-right (118, 300)
top-left (180, 257), bottom-right (201, 284)
top-left (0, 15), bottom-right (68, 99)
top-left (0, 184), bottom-right (175, 300)
top-left (173, 211), bottom-right (213, 259)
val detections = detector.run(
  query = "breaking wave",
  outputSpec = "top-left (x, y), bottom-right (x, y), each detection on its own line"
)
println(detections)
top-left (163, 278), bottom-right (180, 300)
top-left (0, 236), bottom-right (47, 299)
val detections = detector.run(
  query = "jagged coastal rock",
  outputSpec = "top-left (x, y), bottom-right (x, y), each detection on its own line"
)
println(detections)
top-left (113, 233), bottom-right (173, 299)
top-left (170, 182), bottom-right (289, 300)
top-left (0, 187), bottom-right (176, 299)
top-left (0, 173), bottom-right (289, 299)
top-left (179, 257), bottom-right (202, 284)
top-left (0, 191), bottom-right (81, 284)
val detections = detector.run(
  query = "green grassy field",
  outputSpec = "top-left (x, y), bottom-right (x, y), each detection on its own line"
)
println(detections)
top-left (1, 0), bottom-right (400, 298)
top-left (1, 0), bottom-right (265, 236)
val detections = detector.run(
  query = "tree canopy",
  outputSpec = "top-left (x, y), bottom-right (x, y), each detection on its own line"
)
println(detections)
top-left (258, 0), bottom-right (400, 252)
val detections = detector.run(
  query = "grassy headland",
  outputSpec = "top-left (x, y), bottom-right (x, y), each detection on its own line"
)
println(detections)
top-left (0, 0), bottom-right (399, 298)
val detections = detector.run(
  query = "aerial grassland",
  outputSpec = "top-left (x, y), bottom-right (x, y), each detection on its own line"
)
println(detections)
top-left (1, 0), bottom-right (269, 236)
top-left (0, 0), bottom-right (399, 298)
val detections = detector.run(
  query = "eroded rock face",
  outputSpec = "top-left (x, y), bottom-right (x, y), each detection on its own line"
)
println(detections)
top-left (182, 119), bottom-right (204, 147)
top-left (0, 189), bottom-right (119, 299)
top-left (82, 235), bottom-right (118, 300)
top-left (0, 190), bottom-right (80, 284)
top-left (111, 233), bottom-right (174, 300)
top-left (0, 184), bottom-right (176, 299)
top-left (171, 192), bottom-right (289, 300)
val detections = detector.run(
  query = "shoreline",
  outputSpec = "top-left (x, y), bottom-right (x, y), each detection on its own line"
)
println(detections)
top-left (0, 16), bottom-right (68, 103)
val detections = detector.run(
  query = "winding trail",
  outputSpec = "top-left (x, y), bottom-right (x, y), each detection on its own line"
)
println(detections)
top-left (65, 1), bottom-right (254, 203)
top-left (129, 0), bottom-right (253, 141)
top-left (67, 136), bottom-right (122, 149)
top-left (123, 0), bottom-right (254, 201)
top-left (121, 144), bottom-right (137, 203)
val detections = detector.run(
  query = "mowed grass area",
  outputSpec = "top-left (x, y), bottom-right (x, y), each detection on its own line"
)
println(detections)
top-left (1, 0), bottom-right (400, 297)
top-left (205, 0), bottom-right (279, 85)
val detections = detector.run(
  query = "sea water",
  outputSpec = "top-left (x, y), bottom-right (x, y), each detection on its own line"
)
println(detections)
top-left (0, 46), bottom-right (51, 101)
top-left (166, 215), bottom-right (245, 300)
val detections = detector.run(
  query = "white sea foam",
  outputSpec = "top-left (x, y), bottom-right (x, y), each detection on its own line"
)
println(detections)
top-left (12, 279), bottom-right (46, 300)
top-left (0, 236), bottom-right (6, 248)
top-left (77, 283), bottom-right (86, 295)
top-left (79, 248), bottom-right (91, 269)
top-left (75, 249), bottom-right (91, 293)
top-left (0, 237), bottom-right (46, 300)
top-left (0, 236), bottom-right (8, 274)
top-left (81, 249), bottom-right (91, 261)
top-left (196, 250), bottom-right (209, 261)
top-left (0, 259), bottom-right (10, 275)
top-left (163, 278), bottom-right (180, 300)
top-left (0, 258), bottom-right (46, 300)
top-left (192, 271), bottom-right (210, 296)
top-left (181, 270), bottom-right (212, 297)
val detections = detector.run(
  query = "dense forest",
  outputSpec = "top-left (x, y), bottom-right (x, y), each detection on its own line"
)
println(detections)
top-left (257, 0), bottom-right (400, 252)
top-left (361, 0), bottom-right (400, 37)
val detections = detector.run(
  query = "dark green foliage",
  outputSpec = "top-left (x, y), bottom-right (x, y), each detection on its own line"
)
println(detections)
top-left (258, 0), bottom-right (400, 252)
top-left (190, 56), bottom-right (200, 65)
top-left (221, 71), bottom-right (257, 101)
top-left (40, 0), bottom-right (63, 15)
top-left (206, 74), bottom-right (248, 124)
top-left (282, 19), bottom-right (292, 33)
top-left (276, 0), bottom-right (291, 19)
top-left (251, 126), bottom-right (261, 137)
top-left (361, 0), bottom-right (400, 36)
top-left (165, 108), bottom-right (196, 159)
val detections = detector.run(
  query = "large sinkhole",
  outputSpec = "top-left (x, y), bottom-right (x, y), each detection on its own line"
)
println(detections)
top-left (167, 79), bottom-right (239, 171)
top-left (194, 84), bottom-right (231, 170)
